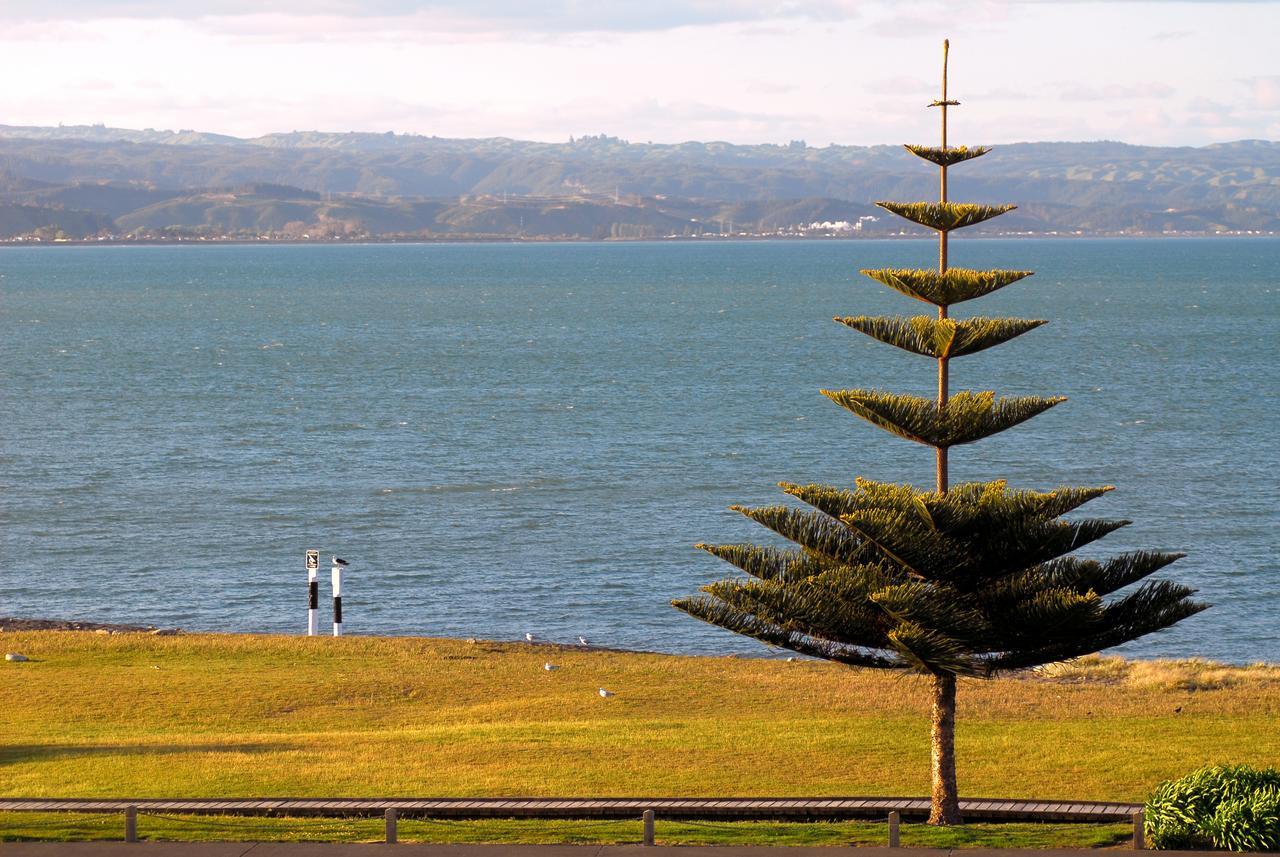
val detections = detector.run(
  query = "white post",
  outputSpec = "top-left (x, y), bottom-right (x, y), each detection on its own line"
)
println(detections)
top-left (308, 567), bottom-right (318, 636)
top-left (332, 561), bottom-right (343, 636)
top-left (306, 550), bottom-right (319, 636)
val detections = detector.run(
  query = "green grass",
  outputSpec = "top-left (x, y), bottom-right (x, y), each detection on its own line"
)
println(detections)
top-left (0, 812), bottom-right (1132, 848)
top-left (1, 631), bottom-right (1277, 848)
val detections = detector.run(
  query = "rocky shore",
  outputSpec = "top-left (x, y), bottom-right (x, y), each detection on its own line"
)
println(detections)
top-left (0, 617), bottom-right (180, 634)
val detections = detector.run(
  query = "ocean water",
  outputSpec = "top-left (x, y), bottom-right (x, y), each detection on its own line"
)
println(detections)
top-left (1, 238), bottom-right (1277, 662)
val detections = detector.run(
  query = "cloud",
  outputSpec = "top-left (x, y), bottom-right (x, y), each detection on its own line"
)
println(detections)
top-left (1244, 76), bottom-right (1280, 110)
top-left (863, 9), bottom-right (939, 37)
top-left (969, 88), bottom-right (1035, 101)
top-left (746, 81), bottom-right (801, 95)
top-left (867, 76), bottom-right (934, 96)
top-left (1060, 83), bottom-right (1176, 101)
top-left (2, 0), bottom-right (864, 32)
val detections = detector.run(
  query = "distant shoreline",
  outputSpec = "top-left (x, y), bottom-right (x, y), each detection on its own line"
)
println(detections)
top-left (3, 232), bottom-right (1277, 248)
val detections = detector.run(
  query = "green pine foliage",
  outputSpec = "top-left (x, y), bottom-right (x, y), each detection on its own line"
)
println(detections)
top-left (874, 201), bottom-right (1016, 231)
top-left (675, 479), bottom-right (1201, 676)
top-left (860, 268), bottom-right (1034, 306)
top-left (1146, 765), bottom-right (1280, 852)
top-left (819, 389), bottom-right (1065, 447)
top-left (904, 145), bottom-right (990, 166)
top-left (835, 315), bottom-right (1047, 358)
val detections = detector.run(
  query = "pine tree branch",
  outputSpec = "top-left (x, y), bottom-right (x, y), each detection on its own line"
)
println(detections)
top-left (860, 268), bottom-right (1034, 306)
top-left (982, 587), bottom-right (1106, 648)
top-left (730, 504), bottom-right (870, 565)
top-left (979, 551), bottom-right (1185, 603)
top-left (875, 201), bottom-right (1015, 232)
top-left (978, 581), bottom-right (1209, 673)
top-left (695, 543), bottom-right (831, 583)
top-left (672, 594), bottom-right (908, 669)
top-left (821, 389), bottom-right (1066, 448)
top-left (703, 577), bottom-right (890, 649)
top-left (960, 518), bottom-right (1132, 582)
top-left (781, 479), bottom-right (1122, 585)
top-left (870, 580), bottom-right (992, 644)
top-left (836, 315), bottom-right (1047, 358)
top-left (904, 144), bottom-right (990, 167)
top-left (887, 620), bottom-right (982, 676)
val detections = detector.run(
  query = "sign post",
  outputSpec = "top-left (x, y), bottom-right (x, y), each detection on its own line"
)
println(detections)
top-left (306, 550), bottom-right (319, 636)
top-left (331, 557), bottom-right (344, 637)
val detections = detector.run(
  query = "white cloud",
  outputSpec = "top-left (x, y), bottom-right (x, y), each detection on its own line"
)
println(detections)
top-left (1245, 76), bottom-right (1280, 110)
top-left (0, 1), bottom-right (1276, 145)
top-left (1060, 83), bottom-right (1177, 101)
top-left (2, 0), bottom-right (865, 32)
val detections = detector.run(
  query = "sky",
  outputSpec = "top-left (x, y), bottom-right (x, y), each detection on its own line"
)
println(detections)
top-left (1, 1), bottom-right (1277, 147)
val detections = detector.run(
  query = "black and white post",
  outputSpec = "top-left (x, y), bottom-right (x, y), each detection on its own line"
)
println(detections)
top-left (306, 550), bottom-right (320, 636)
top-left (331, 556), bottom-right (348, 636)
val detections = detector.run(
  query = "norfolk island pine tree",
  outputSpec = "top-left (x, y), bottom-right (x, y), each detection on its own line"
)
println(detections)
top-left (672, 40), bottom-right (1208, 826)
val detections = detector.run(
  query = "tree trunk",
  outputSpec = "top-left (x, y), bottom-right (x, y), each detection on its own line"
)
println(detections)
top-left (928, 672), bottom-right (962, 825)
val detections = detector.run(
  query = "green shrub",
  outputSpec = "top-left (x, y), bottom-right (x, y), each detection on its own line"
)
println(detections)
top-left (1146, 765), bottom-right (1280, 851)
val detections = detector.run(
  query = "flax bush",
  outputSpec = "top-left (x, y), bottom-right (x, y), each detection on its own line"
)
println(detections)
top-left (1146, 765), bottom-right (1280, 851)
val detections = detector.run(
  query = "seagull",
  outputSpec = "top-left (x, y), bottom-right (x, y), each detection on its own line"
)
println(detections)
top-left (577, 636), bottom-right (589, 646)
top-left (598, 688), bottom-right (615, 698)
top-left (544, 663), bottom-right (559, 671)
top-left (332, 557), bottom-right (349, 567)
top-left (525, 632), bottom-right (535, 642)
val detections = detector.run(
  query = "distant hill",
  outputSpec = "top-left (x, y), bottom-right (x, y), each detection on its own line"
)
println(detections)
top-left (0, 125), bottom-right (1275, 240)
top-left (0, 203), bottom-right (114, 238)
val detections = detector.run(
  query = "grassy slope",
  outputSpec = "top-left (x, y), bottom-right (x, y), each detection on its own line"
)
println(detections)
top-left (2, 632), bottom-right (1278, 802)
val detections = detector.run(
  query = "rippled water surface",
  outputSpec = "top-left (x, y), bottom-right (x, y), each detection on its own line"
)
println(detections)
top-left (2, 239), bottom-right (1277, 661)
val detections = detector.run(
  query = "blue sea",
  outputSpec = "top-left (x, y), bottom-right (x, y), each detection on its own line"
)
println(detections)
top-left (2, 238), bottom-right (1277, 662)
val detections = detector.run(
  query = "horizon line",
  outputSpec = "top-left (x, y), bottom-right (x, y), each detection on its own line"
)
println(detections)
top-left (1, 121), bottom-right (1276, 151)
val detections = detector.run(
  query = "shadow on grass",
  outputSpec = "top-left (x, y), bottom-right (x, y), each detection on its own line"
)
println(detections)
top-left (0, 742), bottom-right (291, 765)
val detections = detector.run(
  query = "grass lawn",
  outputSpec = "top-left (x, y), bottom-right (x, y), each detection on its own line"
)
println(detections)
top-left (1, 631), bottom-right (1277, 845)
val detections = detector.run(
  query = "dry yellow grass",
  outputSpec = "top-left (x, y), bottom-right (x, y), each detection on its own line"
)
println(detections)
top-left (1, 632), bottom-right (1277, 802)
top-left (1039, 654), bottom-right (1280, 691)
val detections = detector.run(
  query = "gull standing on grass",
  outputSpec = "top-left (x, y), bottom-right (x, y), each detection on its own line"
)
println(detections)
top-left (598, 688), bottom-right (615, 698)
top-left (577, 636), bottom-right (589, 646)
top-left (544, 663), bottom-right (559, 671)
top-left (525, 632), bottom-right (535, 642)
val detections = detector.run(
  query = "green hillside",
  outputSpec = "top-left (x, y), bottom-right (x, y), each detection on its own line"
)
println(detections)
top-left (0, 125), bottom-right (1276, 240)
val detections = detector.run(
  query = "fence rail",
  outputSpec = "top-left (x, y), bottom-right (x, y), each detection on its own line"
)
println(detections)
top-left (0, 796), bottom-right (1141, 823)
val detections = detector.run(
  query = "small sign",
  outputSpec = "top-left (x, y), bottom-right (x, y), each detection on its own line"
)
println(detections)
top-left (306, 550), bottom-right (319, 570)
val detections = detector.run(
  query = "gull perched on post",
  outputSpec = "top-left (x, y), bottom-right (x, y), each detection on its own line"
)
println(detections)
top-left (332, 557), bottom-right (349, 567)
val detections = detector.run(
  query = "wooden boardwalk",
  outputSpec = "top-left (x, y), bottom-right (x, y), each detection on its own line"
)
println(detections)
top-left (0, 797), bottom-right (1141, 823)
